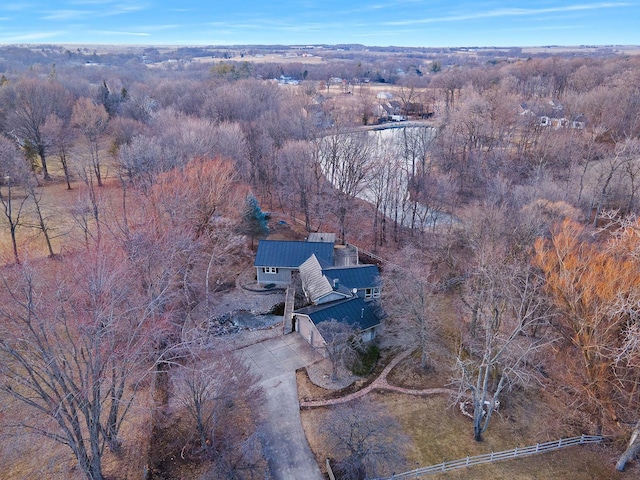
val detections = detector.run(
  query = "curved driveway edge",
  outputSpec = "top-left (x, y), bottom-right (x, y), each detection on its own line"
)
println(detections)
top-left (236, 334), bottom-right (324, 480)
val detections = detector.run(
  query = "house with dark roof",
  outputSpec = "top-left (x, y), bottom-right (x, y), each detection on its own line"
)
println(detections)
top-left (299, 256), bottom-right (381, 305)
top-left (323, 264), bottom-right (381, 300)
top-left (254, 239), bottom-right (335, 285)
top-left (293, 297), bottom-right (381, 350)
top-left (254, 235), bottom-right (383, 353)
top-left (299, 255), bottom-right (352, 305)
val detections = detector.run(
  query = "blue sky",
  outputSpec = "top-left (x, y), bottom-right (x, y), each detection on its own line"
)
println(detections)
top-left (0, 1), bottom-right (638, 47)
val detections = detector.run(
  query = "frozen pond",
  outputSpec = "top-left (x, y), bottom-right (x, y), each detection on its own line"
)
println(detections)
top-left (321, 125), bottom-right (453, 231)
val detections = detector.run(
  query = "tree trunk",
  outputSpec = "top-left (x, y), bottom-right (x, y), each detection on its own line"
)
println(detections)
top-left (89, 453), bottom-right (104, 480)
top-left (473, 393), bottom-right (485, 442)
top-left (38, 145), bottom-right (51, 180)
top-left (10, 223), bottom-right (20, 264)
top-left (60, 152), bottom-right (72, 190)
top-left (616, 423), bottom-right (640, 472)
top-left (473, 415), bottom-right (483, 442)
top-left (30, 187), bottom-right (55, 257)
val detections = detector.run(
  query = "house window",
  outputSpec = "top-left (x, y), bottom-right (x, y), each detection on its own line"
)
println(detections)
top-left (262, 267), bottom-right (279, 274)
top-left (365, 287), bottom-right (380, 299)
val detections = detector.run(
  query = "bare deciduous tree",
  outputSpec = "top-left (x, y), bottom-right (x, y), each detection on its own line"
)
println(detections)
top-left (42, 113), bottom-right (75, 189)
top-left (117, 134), bottom-right (166, 192)
top-left (173, 349), bottom-right (265, 470)
top-left (0, 251), bottom-right (172, 480)
top-left (0, 136), bottom-right (31, 264)
top-left (589, 140), bottom-right (640, 226)
top-left (4, 78), bottom-right (71, 180)
top-left (24, 179), bottom-right (56, 257)
top-left (455, 259), bottom-right (550, 442)
top-left (322, 398), bottom-right (408, 480)
top-left (150, 156), bottom-right (243, 239)
top-left (317, 130), bottom-right (372, 243)
top-left (72, 97), bottom-right (110, 187)
top-left (382, 247), bottom-right (439, 369)
top-left (317, 319), bottom-right (362, 381)
top-left (454, 207), bottom-right (552, 441)
top-left (275, 140), bottom-right (324, 232)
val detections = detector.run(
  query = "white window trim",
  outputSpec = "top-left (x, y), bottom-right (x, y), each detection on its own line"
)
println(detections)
top-left (262, 267), bottom-right (279, 274)
top-left (365, 287), bottom-right (381, 299)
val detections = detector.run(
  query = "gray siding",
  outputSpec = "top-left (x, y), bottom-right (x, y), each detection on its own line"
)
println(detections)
top-left (256, 267), bottom-right (292, 285)
top-left (316, 291), bottom-right (350, 305)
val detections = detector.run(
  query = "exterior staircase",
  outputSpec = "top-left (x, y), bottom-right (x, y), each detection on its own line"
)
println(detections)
top-left (283, 285), bottom-right (295, 334)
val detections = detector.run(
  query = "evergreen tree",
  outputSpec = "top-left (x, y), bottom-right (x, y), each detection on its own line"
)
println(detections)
top-left (241, 193), bottom-right (268, 248)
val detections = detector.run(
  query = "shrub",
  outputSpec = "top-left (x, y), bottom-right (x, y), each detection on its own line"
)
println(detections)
top-left (351, 345), bottom-right (380, 376)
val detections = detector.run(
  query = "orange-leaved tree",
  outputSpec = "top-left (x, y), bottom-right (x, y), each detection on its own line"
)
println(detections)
top-left (534, 218), bottom-right (640, 434)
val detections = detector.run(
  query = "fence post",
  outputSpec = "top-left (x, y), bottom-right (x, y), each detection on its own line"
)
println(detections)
top-left (536, 443), bottom-right (539, 453)
top-left (466, 456), bottom-right (469, 466)
top-left (558, 438), bottom-right (563, 447)
top-left (580, 434), bottom-right (585, 444)
top-left (491, 451), bottom-right (494, 461)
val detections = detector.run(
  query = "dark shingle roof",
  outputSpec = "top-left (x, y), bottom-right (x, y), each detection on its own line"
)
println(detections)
top-left (254, 240), bottom-right (334, 268)
top-left (295, 297), bottom-right (381, 331)
top-left (323, 264), bottom-right (380, 290)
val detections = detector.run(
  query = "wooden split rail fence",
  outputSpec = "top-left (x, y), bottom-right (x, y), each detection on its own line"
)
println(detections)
top-left (373, 435), bottom-right (605, 479)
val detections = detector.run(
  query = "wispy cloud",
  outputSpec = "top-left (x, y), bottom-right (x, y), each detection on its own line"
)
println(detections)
top-left (133, 24), bottom-right (182, 32)
top-left (42, 9), bottom-right (90, 21)
top-left (42, 2), bottom-right (147, 21)
top-left (501, 23), bottom-right (584, 32)
top-left (385, 2), bottom-right (632, 26)
top-left (0, 30), bottom-right (66, 42)
top-left (0, 3), bottom-right (39, 12)
top-left (206, 19), bottom-right (355, 35)
top-left (107, 3), bottom-right (148, 16)
top-left (92, 30), bottom-right (150, 36)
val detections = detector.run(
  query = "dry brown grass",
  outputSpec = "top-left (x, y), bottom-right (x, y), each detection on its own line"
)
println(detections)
top-left (0, 169), bottom-right (126, 263)
top-left (296, 263), bottom-right (638, 478)
top-left (299, 357), bottom-right (640, 479)
top-left (0, 419), bottom-right (82, 480)
top-left (0, 173), bottom-right (158, 478)
top-left (0, 372), bottom-right (155, 480)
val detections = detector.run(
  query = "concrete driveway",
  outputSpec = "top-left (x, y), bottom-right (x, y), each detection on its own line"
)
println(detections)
top-left (236, 334), bottom-right (324, 480)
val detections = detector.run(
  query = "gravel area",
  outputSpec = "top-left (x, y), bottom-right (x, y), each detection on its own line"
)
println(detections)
top-left (207, 288), bottom-right (285, 318)
top-left (208, 266), bottom-right (281, 312)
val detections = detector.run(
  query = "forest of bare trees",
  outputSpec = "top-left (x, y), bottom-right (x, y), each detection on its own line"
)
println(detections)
top-left (1, 44), bottom-right (640, 478)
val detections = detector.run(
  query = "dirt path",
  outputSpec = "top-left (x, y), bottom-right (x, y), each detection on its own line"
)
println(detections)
top-left (300, 349), bottom-right (455, 408)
